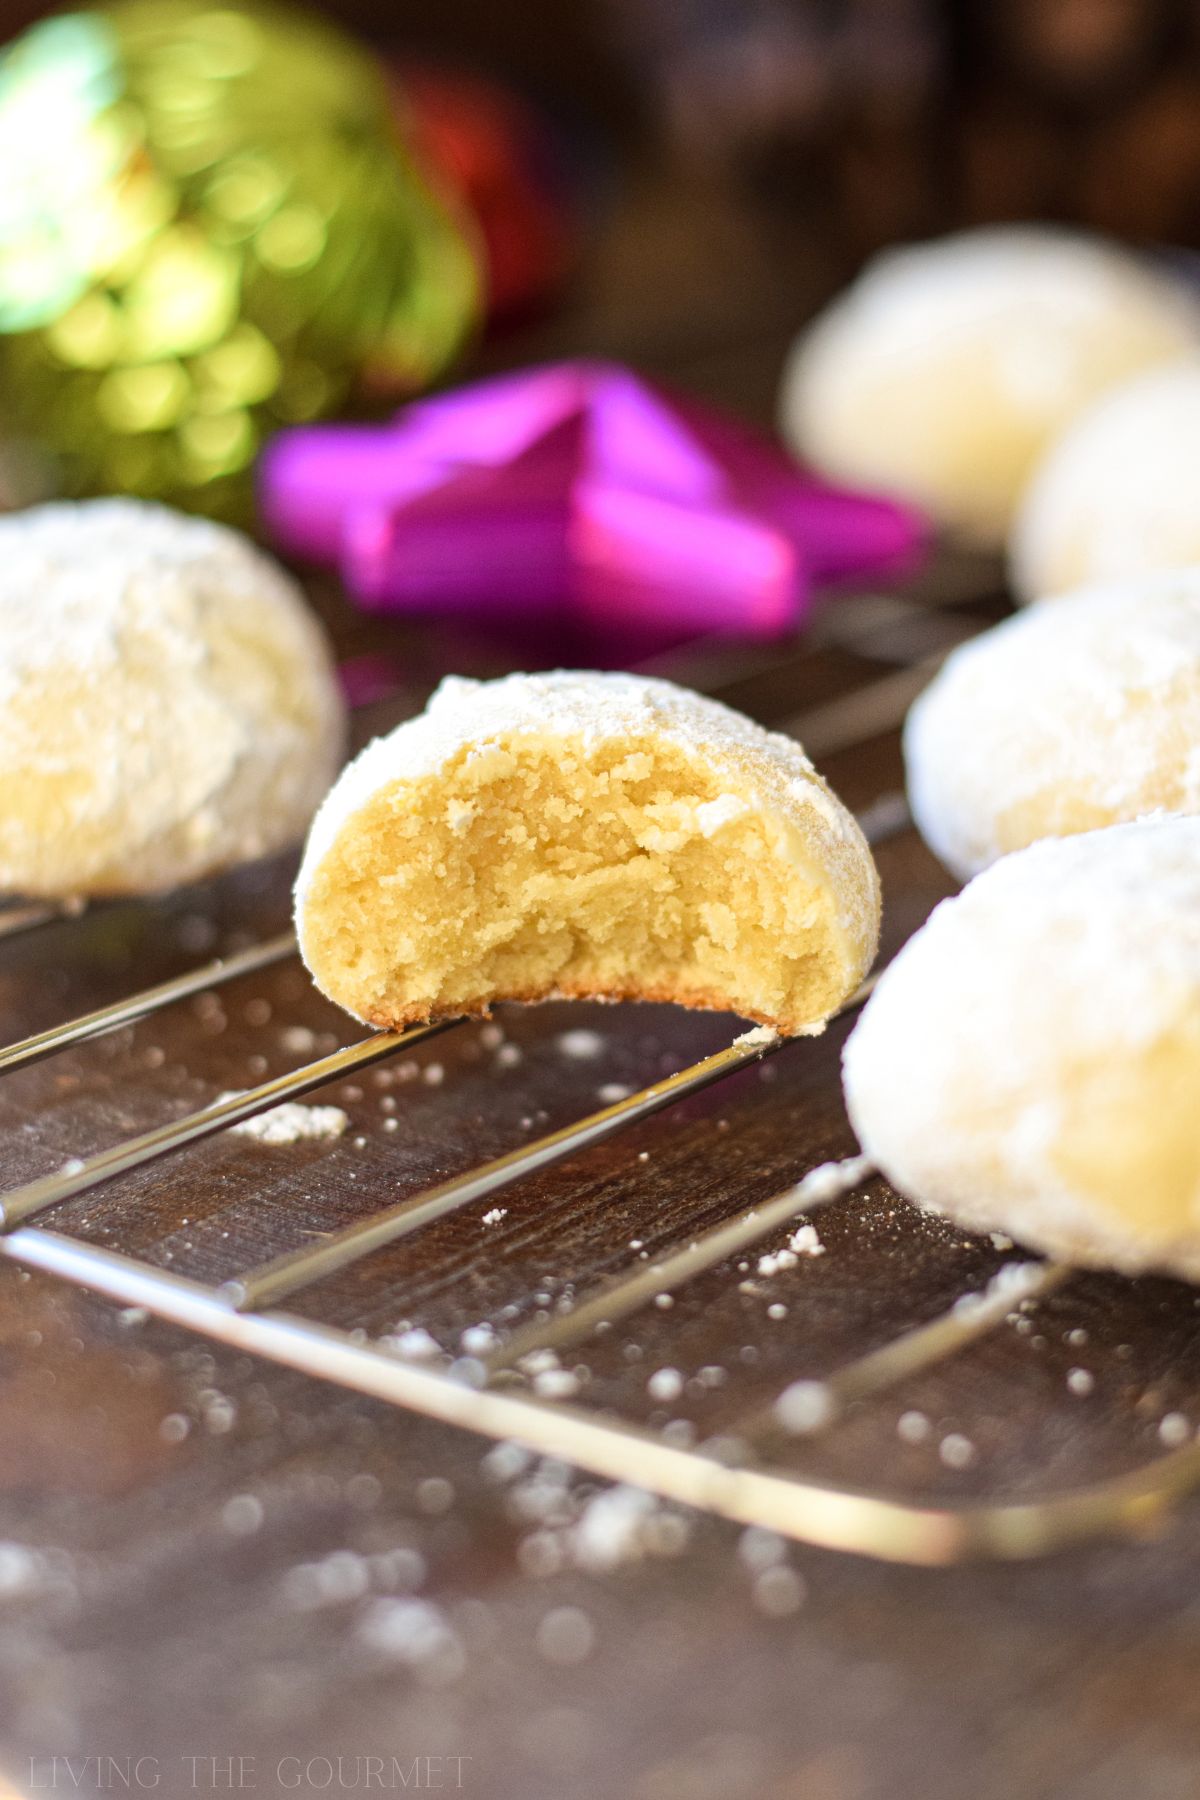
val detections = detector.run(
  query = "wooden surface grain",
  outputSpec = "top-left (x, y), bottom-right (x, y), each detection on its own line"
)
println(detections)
top-left (2, 169), bottom-right (1200, 1800)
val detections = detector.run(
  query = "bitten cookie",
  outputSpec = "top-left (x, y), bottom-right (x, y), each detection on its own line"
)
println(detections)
top-left (904, 573), bottom-right (1200, 880)
top-left (0, 499), bottom-right (344, 897)
top-left (781, 226), bottom-right (1200, 548)
top-left (843, 819), bottom-right (1200, 1283)
top-left (295, 670), bottom-right (880, 1034)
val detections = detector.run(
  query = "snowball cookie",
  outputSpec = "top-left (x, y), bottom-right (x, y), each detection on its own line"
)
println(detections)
top-left (1011, 358), bottom-right (1200, 601)
top-left (843, 818), bottom-right (1200, 1281)
top-left (295, 670), bottom-right (880, 1034)
top-left (781, 226), bottom-right (1200, 547)
top-left (0, 499), bottom-right (344, 898)
top-left (905, 572), bottom-right (1200, 881)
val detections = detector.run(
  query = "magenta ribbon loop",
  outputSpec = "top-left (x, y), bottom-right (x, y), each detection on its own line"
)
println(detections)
top-left (260, 360), bottom-right (926, 641)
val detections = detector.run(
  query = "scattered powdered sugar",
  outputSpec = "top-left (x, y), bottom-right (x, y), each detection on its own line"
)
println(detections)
top-left (416, 1477), bottom-right (456, 1516)
top-left (939, 1432), bottom-right (977, 1470)
top-left (737, 1526), bottom-right (787, 1571)
top-left (283, 1542), bottom-right (436, 1655)
top-left (204, 1389), bottom-right (237, 1432)
top-left (492, 1453), bottom-right (693, 1576)
top-left (283, 1550), bottom-right (371, 1611)
top-left (222, 1094), bottom-right (348, 1145)
top-left (751, 1564), bottom-right (807, 1617)
top-left (757, 1249), bottom-right (796, 1277)
top-left (222, 1494), bottom-right (264, 1536)
top-left (743, 1157), bottom-right (872, 1286)
top-left (950, 1260), bottom-right (1050, 1327)
top-left (481, 1207), bottom-right (508, 1226)
top-left (533, 1368), bottom-right (581, 1400)
top-left (481, 1440), bottom-right (532, 1484)
top-left (201, 1391), bottom-right (236, 1434)
top-left (647, 1367), bottom-right (684, 1403)
top-left (506, 1460), bottom-right (575, 1527)
top-left (370, 1547), bottom-right (428, 1592)
top-left (775, 1380), bottom-right (835, 1436)
top-left (357, 1598), bottom-right (465, 1684)
top-left (734, 1526), bottom-right (806, 1614)
top-left (896, 1409), bottom-right (931, 1444)
top-left (757, 1221), bottom-right (826, 1276)
top-left (557, 1028), bottom-right (605, 1060)
top-left (789, 1223), bottom-right (824, 1255)
top-left (571, 1484), bottom-right (692, 1572)
top-left (379, 1327), bottom-right (441, 1361)
top-left (1159, 1411), bottom-right (1192, 1448)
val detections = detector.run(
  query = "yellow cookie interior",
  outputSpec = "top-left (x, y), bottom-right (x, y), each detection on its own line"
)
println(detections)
top-left (300, 735), bottom-right (863, 1034)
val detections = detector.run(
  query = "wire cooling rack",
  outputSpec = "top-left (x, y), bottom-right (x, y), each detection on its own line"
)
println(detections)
top-left (3, 560), bottom-right (1200, 1568)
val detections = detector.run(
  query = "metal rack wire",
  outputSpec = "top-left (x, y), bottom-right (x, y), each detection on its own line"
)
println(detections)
top-left (3, 571), bottom-right (1198, 1568)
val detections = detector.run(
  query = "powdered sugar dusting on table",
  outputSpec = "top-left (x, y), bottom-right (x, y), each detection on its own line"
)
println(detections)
top-left (223, 1096), bottom-right (349, 1145)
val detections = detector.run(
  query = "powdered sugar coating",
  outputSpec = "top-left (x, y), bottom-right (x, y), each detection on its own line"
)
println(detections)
top-left (844, 818), bottom-right (1200, 1281)
top-left (782, 226), bottom-right (1200, 547)
top-left (297, 668), bottom-right (879, 977)
top-left (906, 572), bottom-right (1200, 879)
top-left (0, 499), bottom-right (344, 897)
top-left (1011, 357), bottom-right (1200, 601)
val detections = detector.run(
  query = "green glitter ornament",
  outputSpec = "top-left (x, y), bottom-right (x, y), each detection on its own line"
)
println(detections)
top-left (0, 1), bottom-right (480, 518)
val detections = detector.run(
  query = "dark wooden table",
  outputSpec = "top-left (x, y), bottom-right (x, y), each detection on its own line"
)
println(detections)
top-left (2, 163), bottom-right (1200, 1800)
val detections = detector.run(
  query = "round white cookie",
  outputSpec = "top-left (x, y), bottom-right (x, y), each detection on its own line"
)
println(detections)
top-left (1011, 357), bottom-right (1200, 601)
top-left (905, 572), bottom-right (1200, 880)
top-left (0, 499), bottom-right (345, 897)
top-left (781, 226), bottom-right (1200, 547)
top-left (295, 669), bottom-right (880, 1035)
top-left (843, 818), bottom-right (1200, 1282)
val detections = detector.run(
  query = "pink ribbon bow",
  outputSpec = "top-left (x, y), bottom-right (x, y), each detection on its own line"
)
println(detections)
top-left (260, 360), bottom-right (926, 641)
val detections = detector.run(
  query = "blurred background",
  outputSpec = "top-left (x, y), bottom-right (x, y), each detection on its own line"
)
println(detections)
top-left (4, 0), bottom-right (1198, 655)
top-left (5, 0), bottom-right (1200, 522)
top-left (5, 0), bottom-right (1200, 374)
top-left (9, 0), bottom-right (1200, 249)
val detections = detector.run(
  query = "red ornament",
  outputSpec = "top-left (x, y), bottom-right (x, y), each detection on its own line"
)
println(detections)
top-left (392, 65), bottom-right (578, 324)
